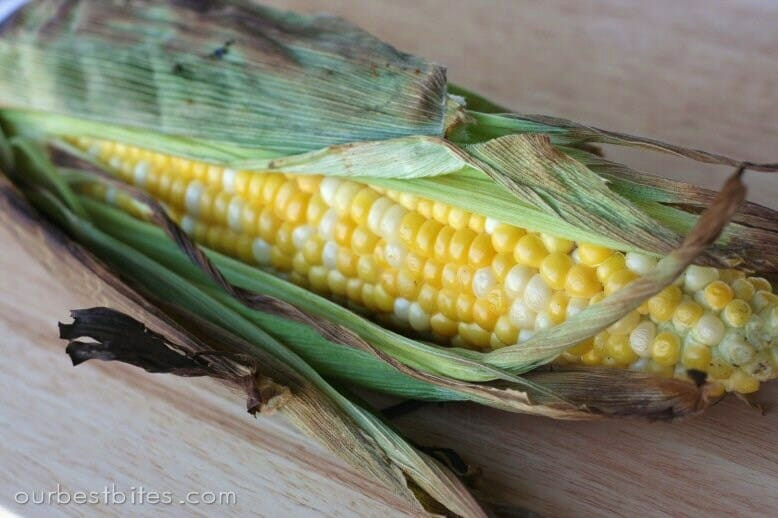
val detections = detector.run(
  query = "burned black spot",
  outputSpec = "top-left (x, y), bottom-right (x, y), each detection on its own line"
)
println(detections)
top-left (208, 39), bottom-right (235, 59)
top-left (687, 369), bottom-right (708, 387)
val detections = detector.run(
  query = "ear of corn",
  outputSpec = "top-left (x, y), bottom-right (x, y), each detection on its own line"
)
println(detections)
top-left (70, 137), bottom-right (778, 395)
top-left (3, 1), bottom-right (777, 412)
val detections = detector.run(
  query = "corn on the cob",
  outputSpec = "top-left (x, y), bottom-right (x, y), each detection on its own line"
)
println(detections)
top-left (71, 137), bottom-right (778, 394)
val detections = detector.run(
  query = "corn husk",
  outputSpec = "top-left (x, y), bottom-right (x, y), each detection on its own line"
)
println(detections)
top-left (2, 2), bottom-right (778, 515)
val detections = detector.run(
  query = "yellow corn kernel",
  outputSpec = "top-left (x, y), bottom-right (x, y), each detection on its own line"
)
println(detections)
top-left (567, 338), bottom-right (594, 356)
top-left (398, 211), bottom-right (426, 246)
top-left (422, 260), bottom-right (442, 286)
top-left (275, 223), bottom-right (296, 255)
top-left (373, 284), bottom-right (395, 312)
top-left (682, 343), bottom-right (712, 371)
top-left (539, 252), bottom-right (574, 290)
top-left (491, 253), bottom-right (513, 281)
top-left (455, 293), bottom-right (475, 322)
top-left (449, 228), bottom-right (477, 263)
top-left (441, 263), bottom-right (459, 291)
top-left (306, 194), bottom-right (329, 224)
top-left (606, 334), bottom-right (638, 365)
top-left (494, 316), bottom-right (519, 345)
top-left (468, 233), bottom-right (495, 267)
top-left (580, 348), bottom-right (603, 366)
top-left (396, 270), bottom-right (420, 299)
top-left (491, 224), bottom-right (525, 253)
top-left (727, 370), bottom-right (760, 394)
top-left (595, 252), bottom-right (626, 283)
top-left (447, 206), bottom-right (470, 230)
top-left (577, 243), bottom-right (613, 267)
top-left (379, 270), bottom-right (397, 297)
top-left (565, 264), bottom-right (601, 298)
top-left (431, 201), bottom-right (449, 224)
top-left (513, 233), bottom-right (548, 268)
top-left (722, 299), bottom-right (752, 328)
top-left (548, 292), bottom-right (569, 324)
top-left (703, 280), bottom-right (734, 310)
top-left (673, 299), bottom-right (704, 329)
top-left (707, 358), bottom-right (734, 380)
top-left (433, 226), bottom-right (455, 262)
top-left (405, 252), bottom-right (425, 279)
top-left (540, 233), bottom-right (575, 254)
top-left (437, 289), bottom-right (458, 320)
top-left (749, 277), bottom-right (772, 293)
top-left (458, 322), bottom-right (491, 349)
top-left (604, 269), bottom-right (638, 296)
top-left (259, 174), bottom-right (284, 205)
top-left (430, 313), bottom-right (458, 337)
top-left (732, 278), bottom-right (755, 301)
top-left (417, 284), bottom-right (438, 313)
top-left (469, 214), bottom-right (486, 233)
top-left (416, 199), bottom-right (433, 219)
top-left (652, 332), bottom-right (681, 366)
top-left (336, 248), bottom-right (358, 277)
top-left (356, 255), bottom-right (379, 283)
top-left (351, 226), bottom-right (379, 255)
top-left (333, 219), bottom-right (355, 247)
top-left (648, 285), bottom-right (683, 323)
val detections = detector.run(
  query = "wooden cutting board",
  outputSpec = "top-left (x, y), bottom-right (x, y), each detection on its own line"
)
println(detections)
top-left (2, 1), bottom-right (777, 516)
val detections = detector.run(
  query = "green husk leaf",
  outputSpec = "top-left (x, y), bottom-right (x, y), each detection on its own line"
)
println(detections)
top-left (0, 0), bottom-right (447, 154)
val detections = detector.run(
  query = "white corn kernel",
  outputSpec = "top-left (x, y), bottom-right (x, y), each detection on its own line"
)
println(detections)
top-left (379, 205), bottom-right (408, 238)
top-left (367, 197), bottom-right (393, 235)
top-left (322, 241), bottom-right (339, 269)
top-left (524, 274), bottom-right (552, 312)
top-left (504, 265), bottom-right (533, 298)
top-left (292, 225), bottom-right (315, 249)
top-left (408, 303), bottom-right (431, 332)
top-left (320, 176), bottom-right (342, 206)
top-left (221, 168), bottom-right (237, 193)
top-left (684, 265), bottom-right (719, 293)
top-left (184, 180), bottom-right (205, 215)
top-left (509, 299), bottom-right (536, 329)
top-left (227, 197), bottom-right (244, 232)
top-left (625, 252), bottom-right (657, 275)
top-left (252, 238), bottom-right (272, 265)
top-left (629, 321), bottom-right (656, 357)
top-left (394, 298), bottom-right (411, 321)
top-left (692, 313), bottom-right (725, 346)
top-left (473, 267), bottom-right (496, 298)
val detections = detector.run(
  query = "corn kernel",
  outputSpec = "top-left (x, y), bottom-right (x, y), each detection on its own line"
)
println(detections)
top-left (539, 252), bottom-right (574, 290)
top-left (513, 234), bottom-right (548, 268)
top-left (723, 299), bottom-right (752, 327)
top-left (703, 280), bottom-right (734, 310)
top-left (604, 269), bottom-right (638, 296)
top-left (565, 264), bottom-right (601, 298)
top-left (652, 332), bottom-right (681, 366)
top-left (491, 224), bottom-right (525, 253)
top-left (577, 243), bottom-right (613, 266)
top-left (648, 285), bottom-right (683, 323)
top-left (468, 233), bottom-right (496, 267)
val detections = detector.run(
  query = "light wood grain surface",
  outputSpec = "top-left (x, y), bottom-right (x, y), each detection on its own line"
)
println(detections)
top-left (2, 1), bottom-right (777, 516)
